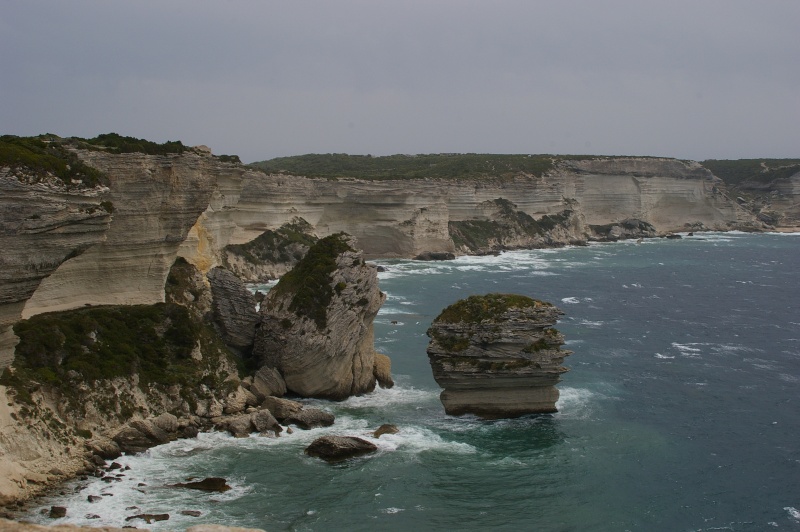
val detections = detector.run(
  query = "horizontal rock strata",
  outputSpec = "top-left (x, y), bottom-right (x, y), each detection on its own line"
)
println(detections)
top-left (427, 294), bottom-right (571, 418)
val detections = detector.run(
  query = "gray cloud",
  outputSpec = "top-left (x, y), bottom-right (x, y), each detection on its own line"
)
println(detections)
top-left (2, 0), bottom-right (798, 162)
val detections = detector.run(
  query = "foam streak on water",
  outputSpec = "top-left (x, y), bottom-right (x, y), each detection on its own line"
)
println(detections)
top-left (27, 234), bottom-right (800, 531)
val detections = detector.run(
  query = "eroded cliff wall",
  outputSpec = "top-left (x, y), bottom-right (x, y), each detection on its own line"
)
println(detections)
top-left (224, 157), bottom-right (759, 258)
top-left (1, 150), bottom-right (764, 370)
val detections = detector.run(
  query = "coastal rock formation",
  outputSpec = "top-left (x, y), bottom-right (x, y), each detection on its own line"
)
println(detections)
top-left (449, 198), bottom-right (587, 253)
top-left (222, 218), bottom-right (318, 282)
top-left (252, 234), bottom-right (388, 400)
top-left (589, 218), bottom-right (657, 241)
top-left (234, 156), bottom-right (762, 259)
top-left (304, 435), bottom-right (378, 462)
top-left (427, 294), bottom-right (571, 418)
top-left (206, 267), bottom-right (259, 356)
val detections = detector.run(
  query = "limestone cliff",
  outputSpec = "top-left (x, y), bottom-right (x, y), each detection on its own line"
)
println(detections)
top-left (427, 294), bottom-right (570, 418)
top-left (230, 156), bottom-right (763, 259)
top-left (252, 234), bottom-right (387, 400)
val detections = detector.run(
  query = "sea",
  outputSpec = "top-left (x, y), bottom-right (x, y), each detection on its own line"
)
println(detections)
top-left (24, 232), bottom-right (800, 531)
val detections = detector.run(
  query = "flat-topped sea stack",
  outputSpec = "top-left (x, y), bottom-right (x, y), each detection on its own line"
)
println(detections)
top-left (427, 294), bottom-right (571, 418)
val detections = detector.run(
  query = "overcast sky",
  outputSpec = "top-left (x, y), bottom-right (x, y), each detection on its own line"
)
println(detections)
top-left (2, 1), bottom-right (798, 163)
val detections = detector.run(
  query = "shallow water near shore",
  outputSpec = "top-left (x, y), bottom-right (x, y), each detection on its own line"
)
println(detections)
top-left (25, 233), bottom-right (800, 531)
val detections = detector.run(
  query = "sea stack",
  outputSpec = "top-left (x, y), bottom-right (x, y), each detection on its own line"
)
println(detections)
top-left (426, 293), bottom-right (570, 418)
top-left (252, 233), bottom-right (388, 400)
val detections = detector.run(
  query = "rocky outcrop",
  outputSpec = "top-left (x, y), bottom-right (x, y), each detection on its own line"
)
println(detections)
top-left (222, 218), bottom-right (318, 282)
top-left (373, 353), bottom-right (394, 389)
top-left (252, 234), bottom-right (388, 400)
top-left (449, 199), bottom-right (587, 254)
top-left (304, 435), bottom-right (378, 462)
top-left (427, 294), bottom-right (571, 418)
top-left (589, 218), bottom-right (657, 241)
top-left (206, 267), bottom-right (259, 356)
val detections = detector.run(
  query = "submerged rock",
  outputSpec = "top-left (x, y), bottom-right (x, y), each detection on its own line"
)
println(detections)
top-left (305, 436), bottom-right (378, 462)
top-left (283, 408), bottom-right (335, 430)
top-left (170, 477), bottom-right (231, 492)
top-left (427, 293), bottom-right (571, 418)
top-left (373, 424), bottom-right (400, 438)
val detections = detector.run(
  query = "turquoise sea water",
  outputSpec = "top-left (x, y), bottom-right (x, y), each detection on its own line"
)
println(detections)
top-left (26, 233), bottom-right (800, 531)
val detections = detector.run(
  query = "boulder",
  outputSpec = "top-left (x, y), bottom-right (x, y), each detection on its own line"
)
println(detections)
top-left (251, 409), bottom-right (282, 436)
top-left (305, 436), bottom-right (378, 462)
top-left (250, 366), bottom-right (287, 401)
top-left (223, 386), bottom-right (250, 414)
top-left (126, 513), bottom-right (170, 523)
top-left (170, 477), bottom-right (231, 492)
top-left (413, 251), bottom-right (455, 261)
top-left (151, 412), bottom-right (179, 434)
top-left (283, 408), bottom-right (335, 430)
top-left (373, 353), bottom-right (394, 389)
top-left (86, 437), bottom-right (122, 460)
top-left (48, 506), bottom-right (67, 519)
top-left (220, 414), bottom-right (253, 438)
top-left (427, 293), bottom-right (571, 418)
top-left (373, 424), bottom-right (400, 438)
top-left (260, 396), bottom-right (303, 420)
top-left (252, 234), bottom-right (386, 400)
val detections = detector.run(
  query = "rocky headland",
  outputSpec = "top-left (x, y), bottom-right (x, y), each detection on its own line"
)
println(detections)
top-left (427, 294), bottom-right (570, 418)
top-left (0, 134), bottom-right (794, 515)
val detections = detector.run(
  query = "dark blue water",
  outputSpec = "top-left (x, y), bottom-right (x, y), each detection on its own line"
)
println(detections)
top-left (27, 233), bottom-right (800, 531)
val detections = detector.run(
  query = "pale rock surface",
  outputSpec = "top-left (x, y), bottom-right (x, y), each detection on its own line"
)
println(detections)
top-left (252, 235), bottom-right (387, 399)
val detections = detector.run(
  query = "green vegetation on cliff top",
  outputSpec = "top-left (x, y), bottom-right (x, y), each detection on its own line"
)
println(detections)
top-left (251, 153), bottom-right (603, 180)
top-left (0, 134), bottom-right (107, 187)
top-left (434, 293), bottom-right (551, 324)
top-left (268, 233), bottom-right (354, 329)
top-left (700, 159), bottom-right (800, 185)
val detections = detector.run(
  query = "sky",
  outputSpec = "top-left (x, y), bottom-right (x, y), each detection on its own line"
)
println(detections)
top-left (2, 1), bottom-right (798, 163)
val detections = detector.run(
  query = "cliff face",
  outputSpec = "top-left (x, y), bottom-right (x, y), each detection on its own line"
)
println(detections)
top-left (0, 170), bottom-right (112, 368)
top-left (427, 294), bottom-right (570, 418)
top-left (1, 150), bottom-right (766, 373)
top-left (0, 150), bottom-right (248, 368)
top-left (252, 234), bottom-right (386, 400)
top-left (227, 157), bottom-right (761, 258)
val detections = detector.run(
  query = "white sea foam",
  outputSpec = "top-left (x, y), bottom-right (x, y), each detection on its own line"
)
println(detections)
top-left (654, 353), bottom-right (675, 359)
top-left (561, 297), bottom-right (580, 304)
top-left (574, 319), bottom-right (604, 328)
top-left (367, 426), bottom-right (477, 455)
top-left (672, 342), bottom-right (703, 356)
top-left (785, 506), bottom-right (800, 521)
top-left (555, 387), bottom-right (597, 420)
top-left (333, 383), bottom-right (439, 409)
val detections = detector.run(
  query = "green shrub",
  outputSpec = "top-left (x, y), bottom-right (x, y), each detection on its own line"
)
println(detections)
top-left (81, 132), bottom-right (188, 155)
top-left (251, 153), bottom-right (566, 180)
top-left (433, 294), bottom-right (549, 324)
top-left (268, 233), bottom-right (353, 329)
top-left (0, 135), bottom-right (107, 187)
